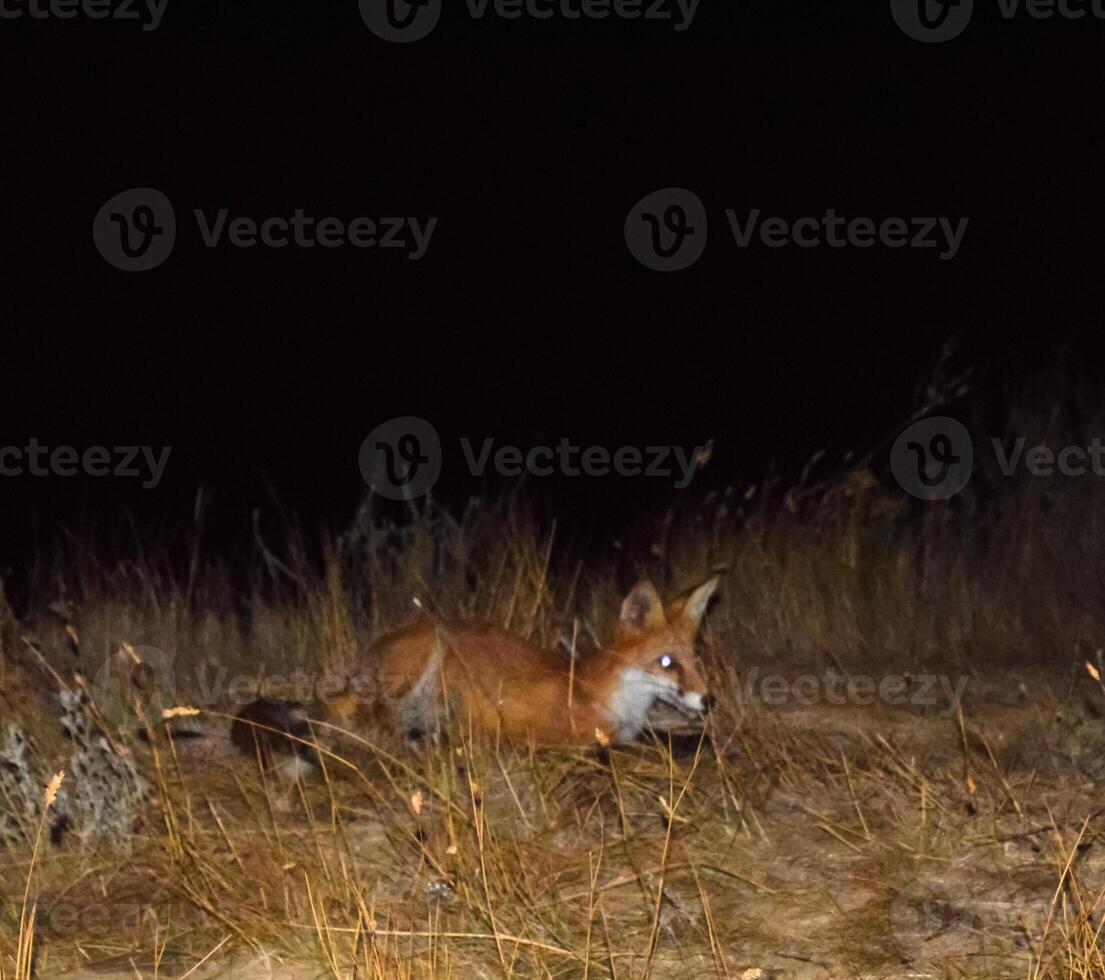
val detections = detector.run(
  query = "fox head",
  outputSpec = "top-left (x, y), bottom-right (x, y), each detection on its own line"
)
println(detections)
top-left (603, 575), bottom-right (720, 736)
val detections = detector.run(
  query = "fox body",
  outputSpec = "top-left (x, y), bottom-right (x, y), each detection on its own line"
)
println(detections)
top-left (376, 577), bottom-right (719, 745)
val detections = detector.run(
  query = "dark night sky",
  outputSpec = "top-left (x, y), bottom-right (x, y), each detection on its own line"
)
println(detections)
top-left (2, 1), bottom-right (1104, 561)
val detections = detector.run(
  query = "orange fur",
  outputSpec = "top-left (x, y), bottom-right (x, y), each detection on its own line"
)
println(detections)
top-left (374, 577), bottom-right (719, 745)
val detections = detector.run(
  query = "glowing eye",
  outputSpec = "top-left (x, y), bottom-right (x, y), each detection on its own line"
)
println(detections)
top-left (659, 654), bottom-right (674, 669)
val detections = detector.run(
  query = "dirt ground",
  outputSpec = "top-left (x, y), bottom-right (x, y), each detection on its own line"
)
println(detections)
top-left (6, 663), bottom-right (1105, 979)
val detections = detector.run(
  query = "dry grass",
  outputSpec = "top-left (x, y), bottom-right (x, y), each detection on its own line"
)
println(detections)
top-left (5, 381), bottom-right (1105, 977)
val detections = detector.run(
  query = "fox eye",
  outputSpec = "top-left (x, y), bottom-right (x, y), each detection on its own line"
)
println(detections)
top-left (658, 654), bottom-right (675, 669)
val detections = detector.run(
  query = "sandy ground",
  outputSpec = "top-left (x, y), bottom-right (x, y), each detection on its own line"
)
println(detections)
top-left (8, 667), bottom-right (1105, 979)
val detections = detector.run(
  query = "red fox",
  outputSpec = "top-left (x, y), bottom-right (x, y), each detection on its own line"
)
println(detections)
top-left (375, 576), bottom-right (719, 746)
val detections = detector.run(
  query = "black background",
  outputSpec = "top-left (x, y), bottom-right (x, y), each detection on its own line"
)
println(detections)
top-left (2, 1), bottom-right (1103, 563)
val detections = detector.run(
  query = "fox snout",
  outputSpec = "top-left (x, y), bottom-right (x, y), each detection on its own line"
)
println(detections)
top-left (678, 690), bottom-right (713, 716)
top-left (696, 692), bottom-right (715, 714)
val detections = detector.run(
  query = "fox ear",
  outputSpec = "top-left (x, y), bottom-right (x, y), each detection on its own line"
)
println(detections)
top-left (670, 575), bottom-right (720, 630)
top-left (618, 581), bottom-right (666, 636)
